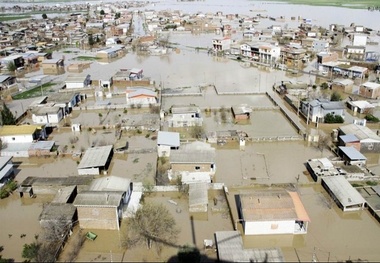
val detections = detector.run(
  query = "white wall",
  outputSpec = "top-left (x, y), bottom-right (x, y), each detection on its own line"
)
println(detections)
top-left (78, 167), bottom-right (100, 175)
top-left (157, 145), bottom-right (171, 157)
top-left (1, 134), bottom-right (34, 144)
top-left (244, 220), bottom-right (295, 235)
top-left (66, 82), bottom-right (85, 89)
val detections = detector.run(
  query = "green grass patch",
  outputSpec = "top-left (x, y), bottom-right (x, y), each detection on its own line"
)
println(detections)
top-left (74, 56), bottom-right (100, 61)
top-left (0, 15), bottom-right (31, 22)
top-left (0, 180), bottom-right (18, 199)
top-left (12, 83), bottom-right (56, 100)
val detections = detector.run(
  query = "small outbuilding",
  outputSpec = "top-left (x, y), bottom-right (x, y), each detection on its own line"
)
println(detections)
top-left (231, 104), bottom-right (252, 120)
top-left (214, 231), bottom-right (285, 262)
top-left (157, 131), bottom-right (180, 157)
top-left (77, 145), bottom-right (114, 175)
top-left (321, 175), bottom-right (366, 211)
top-left (338, 146), bottom-right (367, 166)
top-left (189, 183), bottom-right (208, 213)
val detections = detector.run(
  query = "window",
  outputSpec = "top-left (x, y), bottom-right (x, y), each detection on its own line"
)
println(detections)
top-left (195, 166), bottom-right (201, 171)
top-left (271, 223), bottom-right (278, 229)
top-left (12, 137), bottom-right (15, 141)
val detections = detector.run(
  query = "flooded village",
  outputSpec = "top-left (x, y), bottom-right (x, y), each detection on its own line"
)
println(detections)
top-left (0, 0), bottom-right (380, 262)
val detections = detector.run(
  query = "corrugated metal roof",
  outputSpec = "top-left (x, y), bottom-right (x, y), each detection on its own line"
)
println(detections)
top-left (340, 134), bottom-right (359, 143)
top-left (189, 183), bottom-right (208, 207)
top-left (339, 123), bottom-right (380, 141)
top-left (170, 150), bottom-right (215, 163)
top-left (215, 231), bottom-right (285, 262)
top-left (322, 175), bottom-right (366, 207)
top-left (28, 141), bottom-right (55, 151)
top-left (89, 176), bottom-right (131, 192)
top-left (339, 146), bottom-right (367, 160)
top-left (0, 125), bottom-right (40, 136)
top-left (73, 191), bottom-right (124, 207)
top-left (157, 131), bottom-right (180, 147)
top-left (0, 156), bottom-right (12, 170)
top-left (77, 145), bottom-right (113, 169)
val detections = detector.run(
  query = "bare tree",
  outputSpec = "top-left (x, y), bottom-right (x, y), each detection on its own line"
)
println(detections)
top-left (123, 202), bottom-right (180, 255)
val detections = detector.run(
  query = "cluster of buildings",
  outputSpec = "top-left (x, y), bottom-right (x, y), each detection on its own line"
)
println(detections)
top-left (0, 2), bottom-right (380, 262)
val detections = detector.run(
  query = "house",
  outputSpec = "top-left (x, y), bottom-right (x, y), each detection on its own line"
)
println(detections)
top-left (0, 54), bottom-right (24, 69)
top-left (46, 92), bottom-right (83, 114)
top-left (168, 105), bottom-right (203, 127)
top-left (231, 104), bottom-right (252, 120)
top-left (41, 58), bottom-right (64, 74)
top-left (237, 189), bottom-right (310, 235)
top-left (73, 191), bottom-right (126, 230)
top-left (338, 146), bottom-right (367, 166)
top-left (345, 45), bottom-right (366, 61)
top-left (39, 203), bottom-right (77, 232)
top-left (321, 175), bottom-right (366, 212)
top-left (168, 141), bottom-right (216, 184)
top-left (0, 75), bottom-right (17, 90)
top-left (206, 130), bottom-right (248, 144)
top-left (338, 123), bottom-right (380, 153)
top-left (89, 176), bottom-right (133, 205)
top-left (65, 74), bottom-right (91, 89)
top-left (316, 52), bottom-right (339, 65)
top-left (339, 134), bottom-right (360, 152)
top-left (188, 183), bottom-right (208, 213)
top-left (157, 131), bottom-right (180, 157)
top-left (331, 79), bottom-right (354, 94)
top-left (214, 231), bottom-right (285, 262)
top-left (352, 33), bottom-right (367, 46)
top-left (28, 141), bottom-right (56, 157)
top-left (0, 156), bottom-right (14, 189)
top-left (0, 125), bottom-right (46, 144)
top-left (359, 82), bottom-right (380, 99)
top-left (96, 45), bottom-right (126, 59)
top-left (312, 40), bottom-right (329, 53)
top-left (125, 88), bottom-right (157, 106)
top-left (346, 100), bottom-right (374, 114)
top-left (77, 145), bottom-right (114, 175)
top-left (31, 104), bottom-right (64, 125)
top-left (212, 36), bottom-right (231, 51)
top-left (112, 69), bottom-right (150, 88)
top-left (300, 99), bottom-right (345, 123)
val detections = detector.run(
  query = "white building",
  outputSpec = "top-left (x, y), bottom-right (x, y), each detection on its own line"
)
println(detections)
top-left (0, 125), bottom-right (46, 144)
top-left (238, 189), bottom-right (310, 235)
top-left (31, 104), bottom-right (64, 125)
top-left (126, 88), bottom-right (157, 106)
top-left (168, 105), bottom-right (203, 128)
top-left (65, 74), bottom-right (91, 89)
top-left (157, 131), bottom-right (180, 157)
top-left (77, 145), bottom-right (114, 175)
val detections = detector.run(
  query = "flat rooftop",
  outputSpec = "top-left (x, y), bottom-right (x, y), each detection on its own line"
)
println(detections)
top-left (77, 145), bottom-right (113, 169)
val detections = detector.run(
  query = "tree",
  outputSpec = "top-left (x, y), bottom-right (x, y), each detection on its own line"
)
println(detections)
top-left (177, 245), bottom-right (201, 263)
top-left (99, 9), bottom-right (105, 16)
top-left (42, 13), bottom-right (47, 19)
top-left (6, 61), bottom-right (16, 73)
top-left (324, 113), bottom-right (344, 123)
top-left (22, 236), bottom-right (41, 262)
top-left (330, 91), bottom-right (342, 101)
top-left (88, 34), bottom-right (95, 47)
top-left (320, 82), bottom-right (329, 90)
top-left (115, 12), bottom-right (121, 19)
top-left (189, 125), bottom-right (205, 139)
top-left (123, 202), bottom-right (179, 254)
top-left (1, 103), bottom-right (16, 125)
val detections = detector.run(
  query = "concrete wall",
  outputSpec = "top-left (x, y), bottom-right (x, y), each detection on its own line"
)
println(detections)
top-left (171, 163), bottom-right (213, 173)
top-left (78, 167), bottom-right (100, 175)
top-left (77, 206), bottom-right (119, 230)
top-left (244, 220), bottom-right (295, 235)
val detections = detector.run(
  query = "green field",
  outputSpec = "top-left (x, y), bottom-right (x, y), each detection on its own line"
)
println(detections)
top-left (258, 0), bottom-right (380, 9)
top-left (12, 83), bottom-right (56, 100)
top-left (0, 14), bottom-right (31, 22)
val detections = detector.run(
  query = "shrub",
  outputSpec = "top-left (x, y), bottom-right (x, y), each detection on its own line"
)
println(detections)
top-left (365, 114), bottom-right (380, 123)
top-left (324, 113), bottom-right (344, 123)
